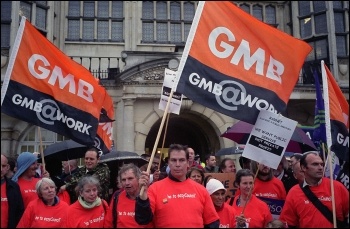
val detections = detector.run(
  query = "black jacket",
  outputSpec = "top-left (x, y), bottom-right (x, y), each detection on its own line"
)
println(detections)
top-left (3, 177), bottom-right (24, 228)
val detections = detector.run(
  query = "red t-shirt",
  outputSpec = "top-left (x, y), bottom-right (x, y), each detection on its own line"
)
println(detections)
top-left (57, 190), bottom-right (71, 205)
top-left (231, 195), bottom-right (272, 228)
top-left (147, 177), bottom-right (219, 227)
top-left (66, 199), bottom-right (110, 228)
top-left (253, 177), bottom-right (286, 200)
top-left (17, 177), bottom-right (40, 208)
top-left (106, 190), bottom-right (153, 228)
top-left (17, 198), bottom-right (69, 228)
top-left (217, 203), bottom-right (237, 228)
top-left (1, 182), bottom-right (9, 228)
top-left (280, 178), bottom-right (349, 228)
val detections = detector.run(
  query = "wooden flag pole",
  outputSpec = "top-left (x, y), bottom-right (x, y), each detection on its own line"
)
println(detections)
top-left (37, 127), bottom-right (46, 173)
top-left (140, 90), bottom-right (174, 196)
top-left (158, 113), bottom-right (170, 171)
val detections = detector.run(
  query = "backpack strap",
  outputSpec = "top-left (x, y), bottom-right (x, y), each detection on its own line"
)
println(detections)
top-left (229, 196), bottom-right (235, 206)
top-left (112, 190), bottom-right (122, 228)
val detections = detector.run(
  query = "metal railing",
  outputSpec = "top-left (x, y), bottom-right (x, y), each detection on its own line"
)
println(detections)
top-left (69, 56), bottom-right (121, 80)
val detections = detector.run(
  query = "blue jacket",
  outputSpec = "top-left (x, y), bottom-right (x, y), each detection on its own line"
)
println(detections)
top-left (3, 177), bottom-right (24, 228)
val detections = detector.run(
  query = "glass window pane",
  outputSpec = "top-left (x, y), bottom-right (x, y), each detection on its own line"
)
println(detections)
top-left (142, 22), bottom-right (154, 42)
top-left (97, 20), bottom-right (109, 40)
top-left (27, 128), bottom-right (36, 141)
top-left (240, 4), bottom-right (250, 14)
top-left (315, 39), bottom-right (328, 59)
top-left (40, 129), bottom-right (54, 142)
top-left (112, 1), bottom-right (123, 18)
top-left (1, 24), bottom-right (10, 47)
top-left (184, 23), bottom-right (191, 41)
top-left (68, 20), bottom-right (80, 40)
top-left (83, 20), bottom-right (94, 40)
top-left (98, 1), bottom-right (109, 18)
top-left (334, 12), bottom-right (345, 33)
top-left (253, 5), bottom-right (262, 21)
top-left (300, 17), bottom-right (312, 38)
top-left (20, 2), bottom-right (32, 21)
top-left (36, 7), bottom-right (47, 30)
top-left (1, 1), bottom-right (12, 20)
top-left (298, 1), bottom-right (310, 16)
top-left (313, 1), bottom-right (326, 13)
top-left (156, 1), bottom-right (167, 20)
top-left (157, 22), bottom-right (168, 42)
top-left (142, 1), bottom-right (154, 19)
top-left (35, 1), bottom-right (47, 6)
top-left (111, 21), bottom-right (123, 41)
top-left (170, 23), bottom-right (181, 42)
top-left (84, 1), bottom-right (95, 17)
top-left (315, 14), bottom-right (327, 34)
top-left (336, 36), bottom-right (346, 56)
top-left (170, 2), bottom-right (180, 20)
top-left (265, 5), bottom-right (276, 24)
top-left (68, 1), bottom-right (80, 17)
top-left (306, 42), bottom-right (315, 61)
top-left (333, 1), bottom-right (343, 9)
top-left (184, 2), bottom-right (195, 21)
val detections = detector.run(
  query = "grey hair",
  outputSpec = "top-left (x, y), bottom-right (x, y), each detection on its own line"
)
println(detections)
top-left (75, 175), bottom-right (101, 196)
top-left (117, 163), bottom-right (141, 184)
top-left (36, 177), bottom-right (56, 197)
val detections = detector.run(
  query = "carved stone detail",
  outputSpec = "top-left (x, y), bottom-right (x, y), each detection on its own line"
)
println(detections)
top-left (129, 66), bottom-right (165, 81)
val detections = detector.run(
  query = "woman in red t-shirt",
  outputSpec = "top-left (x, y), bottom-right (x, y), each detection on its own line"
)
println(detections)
top-left (66, 175), bottom-right (111, 228)
top-left (232, 169), bottom-right (272, 228)
top-left (17, 177), bottom-right (69, 228)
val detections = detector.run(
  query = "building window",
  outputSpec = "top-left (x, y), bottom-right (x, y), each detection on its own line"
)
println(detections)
top-left (1, 1), bottom-right (12, 54)
top-left (141, 1), bottom-right (197, 44)
top-left (67, 1), bottom-right (124, 42)
top-left (237, 2), bottom-right (278, 27)
top-left (19, 1), bottom-right (48, 35)
top-left (18, 126), bottom-right (70, 155)
top-left (333, 1), bottom-right (347, 58)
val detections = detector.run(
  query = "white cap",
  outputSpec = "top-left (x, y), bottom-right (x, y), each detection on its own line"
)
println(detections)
top-left (206, 178), bottom-right (226, 195)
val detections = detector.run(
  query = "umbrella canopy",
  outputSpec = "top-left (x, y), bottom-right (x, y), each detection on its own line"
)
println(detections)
top-left (99, 150), bottom-right (148, 166)
top-left (216, 146), bottom-right (244, 156)
top-left (221, 121), bottom-right (317, 153)
top-left (39, 140), bottom-right (89, 162)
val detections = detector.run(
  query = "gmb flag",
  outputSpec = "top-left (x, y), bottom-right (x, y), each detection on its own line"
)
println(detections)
top-left (1, 16), bottom-right (106, 145)
top-left (321, 61), bottom-right (349, 162)
top-left (173, 1), bottom-right (312, 125)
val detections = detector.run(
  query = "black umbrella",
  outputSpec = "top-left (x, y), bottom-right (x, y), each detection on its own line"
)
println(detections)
top-left (99, 150), bottom-right (149, 195)
top-left (215, 146), bottom-right (244, 156)
top-left (99, 150), bottom-right (148, 166)
top-left (38, 140), bottom-right (89, 162)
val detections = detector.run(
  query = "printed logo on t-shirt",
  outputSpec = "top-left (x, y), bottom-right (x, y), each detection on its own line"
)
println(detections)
top-left (83, 212), bottom-right (104, 226)
top-left (34, 216), bottom-right (62, 223)
top-left (118, 211), bottom-right (135, 217)
top-left (303, 199), bottom-right (310, 204)
top-left (165, 192), bottom-right (196, 200)
top-left (255, 192), bottom-right (277, 198)
top-left (1, 197), bottom-right (8, 202)
top-left (219, 223), bottom-right (229, 228)
top-left (24, 189), bottom-right (36, 193)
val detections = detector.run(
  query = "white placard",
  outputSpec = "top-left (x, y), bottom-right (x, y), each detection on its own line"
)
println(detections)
top-left (159, 68), bottom-right (183, 115)
top-left (242, 110), bottom-right (297, 169)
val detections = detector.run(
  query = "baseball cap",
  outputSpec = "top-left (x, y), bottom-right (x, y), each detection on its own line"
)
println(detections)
top-left (206, 178), bottom-right (226, 195)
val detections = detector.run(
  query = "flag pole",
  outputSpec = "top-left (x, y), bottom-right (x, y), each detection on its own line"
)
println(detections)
top-left (37, 127), bottom-right (46, 174)
top-left (140, 90), bottom-right (174, 196)
top-left (321, 60), bottom-right (337, 228)
top-left (158, 113), bottom-right (170, 171)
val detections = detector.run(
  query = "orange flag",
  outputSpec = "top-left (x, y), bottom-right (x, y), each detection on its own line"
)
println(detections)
top-left (174, 1), bottom-right (312, 124)
top-left (1, 17), bottom-right (105, 145)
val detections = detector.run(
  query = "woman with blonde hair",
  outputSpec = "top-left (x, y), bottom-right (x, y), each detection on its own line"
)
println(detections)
top-left (17, 178), bottom-right (69, 228)
top-left (66, 175), bottom-right (111, 227)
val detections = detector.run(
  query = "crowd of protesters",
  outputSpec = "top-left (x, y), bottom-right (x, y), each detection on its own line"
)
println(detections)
top-left (1, 143), bottom-right (349, 228)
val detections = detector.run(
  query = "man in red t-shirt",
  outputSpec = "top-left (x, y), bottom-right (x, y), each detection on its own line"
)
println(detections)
top-left (280, 151), bottom-right (349, 228)
top-left (135, 144), bottom-right (219, 227)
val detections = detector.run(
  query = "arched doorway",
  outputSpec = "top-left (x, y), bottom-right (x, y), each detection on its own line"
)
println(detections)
top-left (145, 113), bottom-right (220, 161)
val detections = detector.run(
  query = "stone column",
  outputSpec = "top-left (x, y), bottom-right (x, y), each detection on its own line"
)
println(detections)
top-left (123, 98), bottom-right (135, 152)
